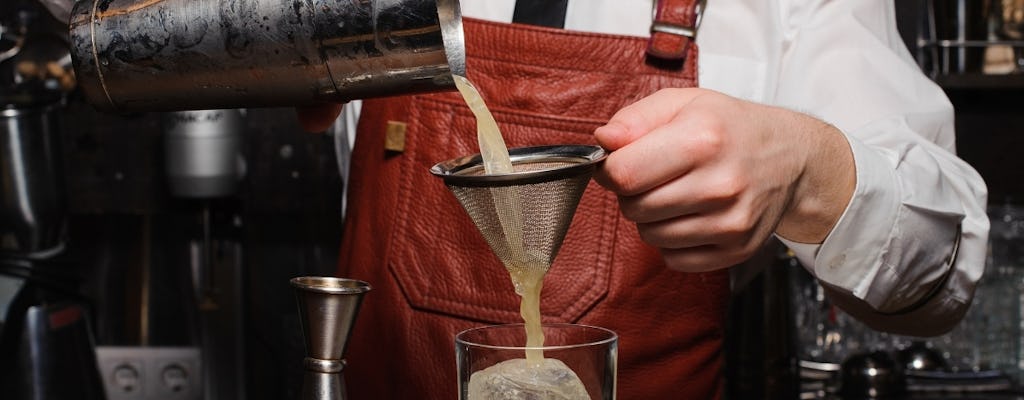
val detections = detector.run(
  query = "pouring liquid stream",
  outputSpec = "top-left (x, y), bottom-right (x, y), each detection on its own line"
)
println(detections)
top-left (453, 75), bottom-right (547, 364)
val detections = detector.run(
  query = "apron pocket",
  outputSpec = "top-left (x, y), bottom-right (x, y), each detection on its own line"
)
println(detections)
top-left (388, 95), bottom-right (619, 324)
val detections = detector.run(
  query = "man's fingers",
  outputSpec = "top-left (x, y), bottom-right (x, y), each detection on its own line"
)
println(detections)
top-left (595, 118), bottom-right (704, 196)
top-left (296, 104), bottom-right (344, 133)
top-left (594, 88), bottom-right (706, 150)
top-left (660, 246), bottom-right (748, 272)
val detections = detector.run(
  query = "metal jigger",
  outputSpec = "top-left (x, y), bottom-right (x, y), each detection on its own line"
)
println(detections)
top-left (291, 277), bottom-right (372, 400)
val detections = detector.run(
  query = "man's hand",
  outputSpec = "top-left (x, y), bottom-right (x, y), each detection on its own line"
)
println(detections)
top-left (295, 104), bottom-right (344, 132)
top-left (594, 88), bottom-right (855, 272)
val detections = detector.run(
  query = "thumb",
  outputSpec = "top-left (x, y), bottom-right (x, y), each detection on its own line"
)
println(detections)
top-left (296, 103), bottom-right (344, 133)
top-left (595, 88), bottom-right (706, 151)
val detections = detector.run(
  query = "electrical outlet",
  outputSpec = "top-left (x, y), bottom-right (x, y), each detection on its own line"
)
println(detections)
top-left (96, 346), bottom-right (201, 400)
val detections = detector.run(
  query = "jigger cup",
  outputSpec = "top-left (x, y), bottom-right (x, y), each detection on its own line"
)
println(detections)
top-left (291, 277), bottom-right (371, 400)
top-left (456, 323), bottom-right (618, 400)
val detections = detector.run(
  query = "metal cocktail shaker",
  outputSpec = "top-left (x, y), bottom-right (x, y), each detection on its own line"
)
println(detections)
top-left (68, 0), bottom-right (465, 113)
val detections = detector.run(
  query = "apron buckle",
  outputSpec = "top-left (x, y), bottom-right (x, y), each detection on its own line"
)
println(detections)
top-left (647, 0), bottom-right (704, 60)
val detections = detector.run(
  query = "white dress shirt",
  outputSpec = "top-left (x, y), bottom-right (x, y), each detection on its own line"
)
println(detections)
top-left (339, 0), bottom-right (989, 335)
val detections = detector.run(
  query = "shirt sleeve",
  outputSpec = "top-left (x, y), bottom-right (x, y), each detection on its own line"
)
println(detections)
top-left (771, 0), bottom-right (989, 336)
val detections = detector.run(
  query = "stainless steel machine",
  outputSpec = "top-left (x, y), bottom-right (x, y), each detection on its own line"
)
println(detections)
top-left (4, 0), bottom-right (466, 399)
top-left (0, 98), bottom-right (108, 400)
top-left (0, 2), bottom-right (106, 398)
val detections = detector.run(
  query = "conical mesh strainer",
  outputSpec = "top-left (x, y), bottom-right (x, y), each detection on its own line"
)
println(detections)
top-left (430, 145), bottom-right (607, 270)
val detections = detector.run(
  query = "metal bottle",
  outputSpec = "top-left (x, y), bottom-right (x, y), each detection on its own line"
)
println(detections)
top-left (68, 0), bottom-right (466, 113)
top-left (0, 104), bottom-right (66, 257)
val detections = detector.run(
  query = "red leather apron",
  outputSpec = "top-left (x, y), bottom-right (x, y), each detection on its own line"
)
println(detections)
top-left (337, 5), bottom-right (729, 399)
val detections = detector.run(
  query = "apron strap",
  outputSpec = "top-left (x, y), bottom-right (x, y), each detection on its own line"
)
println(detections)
top-left (647, 0), bottom-right (704, 60)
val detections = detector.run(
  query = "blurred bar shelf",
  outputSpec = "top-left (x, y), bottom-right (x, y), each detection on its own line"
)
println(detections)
top-left (917, 37), bottom-right (1024, 89)
top-left (932, 73), bottom-right (1024, 90)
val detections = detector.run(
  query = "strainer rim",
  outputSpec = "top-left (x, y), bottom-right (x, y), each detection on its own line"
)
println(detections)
top-left (429, 145), bottom-right (607, 187)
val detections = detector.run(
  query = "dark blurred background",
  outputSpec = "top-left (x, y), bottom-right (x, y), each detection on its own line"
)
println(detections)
top-left (1, 1), bottom-right (1023, 399)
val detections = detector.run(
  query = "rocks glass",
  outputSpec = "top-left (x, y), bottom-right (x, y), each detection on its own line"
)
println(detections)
top-left (455, 323), bottom-right (617, 400)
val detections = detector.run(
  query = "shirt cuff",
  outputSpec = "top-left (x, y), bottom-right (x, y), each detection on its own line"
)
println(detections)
top-left (780, 134), bottom-right (901, 309)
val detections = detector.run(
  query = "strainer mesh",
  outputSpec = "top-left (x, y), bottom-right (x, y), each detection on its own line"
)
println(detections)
top-left (445, 160), bottom-right (592, 269)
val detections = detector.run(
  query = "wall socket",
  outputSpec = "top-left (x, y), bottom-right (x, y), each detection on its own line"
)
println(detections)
top-left (95, 346), bottom-right (202, 400)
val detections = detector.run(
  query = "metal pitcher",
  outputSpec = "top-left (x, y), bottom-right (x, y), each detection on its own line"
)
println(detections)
top-left (68, 0), bottom-right (465, 112)
top-left (0, 103), bottom-right (66, 257)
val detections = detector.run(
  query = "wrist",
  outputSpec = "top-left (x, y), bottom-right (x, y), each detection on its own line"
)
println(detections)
top-left (775, 112), bottom-right (856, 244)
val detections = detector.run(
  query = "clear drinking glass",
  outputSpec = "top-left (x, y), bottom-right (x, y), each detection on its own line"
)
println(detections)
top-left (455, 323), bottom-right (617, 400)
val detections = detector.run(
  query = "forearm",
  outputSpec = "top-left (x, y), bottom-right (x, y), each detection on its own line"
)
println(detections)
top-left (780, 118), bottom-right (988, 335)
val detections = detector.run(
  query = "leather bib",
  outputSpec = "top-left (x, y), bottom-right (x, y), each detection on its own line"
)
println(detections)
top-left (337, 8), bottom-right (729, 400)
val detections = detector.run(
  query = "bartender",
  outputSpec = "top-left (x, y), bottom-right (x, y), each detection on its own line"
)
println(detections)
top-left (298, 0), bottom-right (989, 398)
